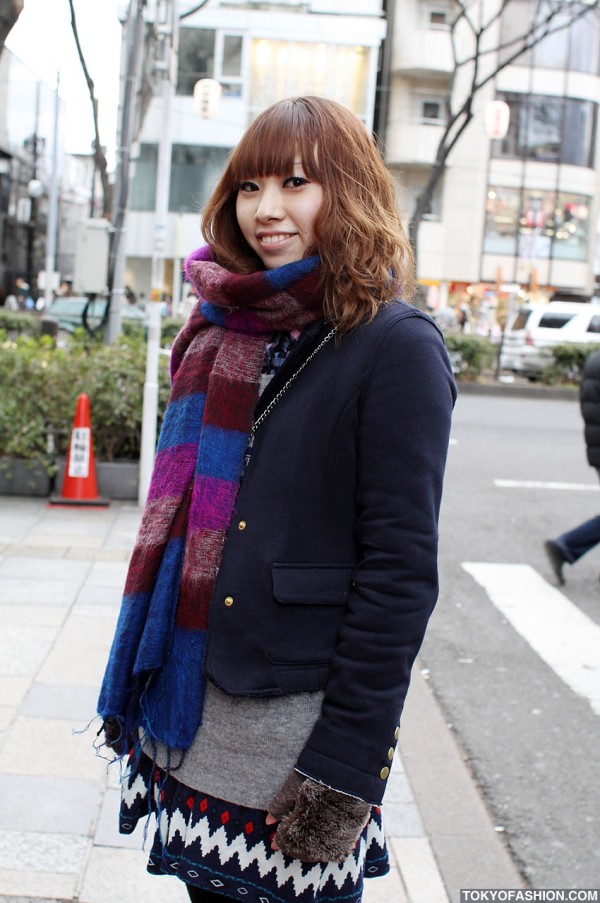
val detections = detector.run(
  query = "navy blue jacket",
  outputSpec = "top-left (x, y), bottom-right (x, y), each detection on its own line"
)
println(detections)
top-left (204, 301), bottom-right (456, 804)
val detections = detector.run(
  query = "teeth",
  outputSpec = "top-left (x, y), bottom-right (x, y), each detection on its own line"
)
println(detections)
top-left (260, 234), bottom-right (292, 245)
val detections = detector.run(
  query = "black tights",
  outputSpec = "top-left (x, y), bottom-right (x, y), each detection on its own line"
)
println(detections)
top-left (186, 885), bottom-right (229, 902)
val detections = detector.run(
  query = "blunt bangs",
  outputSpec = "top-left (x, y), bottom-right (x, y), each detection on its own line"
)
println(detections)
top-left (226, 99), bottom-right (322, 184)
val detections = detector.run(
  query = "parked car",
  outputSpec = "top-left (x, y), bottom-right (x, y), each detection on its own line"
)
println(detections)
top-left (499, 301), bottom-right (600, 378)
top-left (43, 295), bottom-right (147, 341)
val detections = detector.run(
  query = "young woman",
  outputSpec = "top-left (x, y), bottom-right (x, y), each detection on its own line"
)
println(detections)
top-left (98, 95), bottom-right (456, 903)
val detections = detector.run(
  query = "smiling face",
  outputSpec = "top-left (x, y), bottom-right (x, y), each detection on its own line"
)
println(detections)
top-left (235, 160), bottom-right (324, 269)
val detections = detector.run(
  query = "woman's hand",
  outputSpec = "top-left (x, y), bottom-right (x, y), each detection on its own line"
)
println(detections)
top-left (266, 772), bottom-right (371, 862)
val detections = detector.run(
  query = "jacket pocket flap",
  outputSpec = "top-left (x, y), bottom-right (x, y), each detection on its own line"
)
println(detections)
top-left (272, 564), bottom-right (354, 605)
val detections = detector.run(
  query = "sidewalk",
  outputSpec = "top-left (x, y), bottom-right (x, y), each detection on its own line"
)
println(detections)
top-left (0, 497), bottom-right (523, 903)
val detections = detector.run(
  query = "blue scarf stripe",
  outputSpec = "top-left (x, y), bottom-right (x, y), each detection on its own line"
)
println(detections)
top-left (142, 624), bottom-right (207, 749)
top-left (200, 301), bottom-right (226, 325)
top-left (265, 255), bottom-right (320, 291)
top-left (135, 537), bottom-right (186, 672)
top-left (197, 426), bottom-right (249, 482)
top-left (157, 394), bottom-right (206, 452)
top-left (97, 590), bottom-right (152, 715)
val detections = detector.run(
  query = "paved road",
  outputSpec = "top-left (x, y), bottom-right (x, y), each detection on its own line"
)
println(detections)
top-left (425, 392), bottom-right (600, 888)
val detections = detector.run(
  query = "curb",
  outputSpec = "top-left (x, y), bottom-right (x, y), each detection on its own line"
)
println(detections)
top-left (400, 667), bottom-right (524, 903)
top-left (456, 380), bottom-right (578, 401)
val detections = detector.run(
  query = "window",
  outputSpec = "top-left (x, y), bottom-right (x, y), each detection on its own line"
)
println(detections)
top-left (532, 0), bottom-right (570, 69)
top-left (562, 100), bottom-right (597, 168)
top-left (569, 8), bottom-right (600, 74)
top-left (177, 29), bottom-right (244, 97)
top-left (587, 315), bottom-right (600, 334)
top-left (511, 311), bottom-right (533, 331)
top-left (177, 29), bottom-right (216, 96)
top-left (249, 41), bottom-right (369, 118)
top-left (219, 34), bottom-right (244, 97)
top-left (130, 144), bottom-right (158, 211)
top-left (169, 145), bottom-right (232, 213)
top-left (526, 97), bottom-right (562, 162)
top-left (484, 186), bottom-right (590, 262)
top-left (420, 99), bottom-right (445, 124)
top-left (519, 189), bottom-right (555, 262)
top-left (500, 0), bottom-right (600, 74)
top-left (492, 93), bottom-right (598, 169)
top-left (537, 313), bottom-right (575, 328)
top-left (553, 193), bottom-right (589, 260)
top-left (429, 8), bottom-right (449, 27)
top-left (420, 0), bottom-right (451, 28)
top-left (498, 0), bottom-right (532, 66)
top-left (483, 188), bottom-right (519, 255)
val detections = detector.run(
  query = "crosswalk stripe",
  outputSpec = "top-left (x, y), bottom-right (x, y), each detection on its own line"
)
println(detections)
top-left (462, 562), bottom-right (600, 717)
top-left (494, 479), bottom-right (599, 491)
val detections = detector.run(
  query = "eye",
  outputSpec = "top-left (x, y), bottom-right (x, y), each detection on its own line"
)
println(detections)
top-left (239, 180), bottom-right (259, 192)
top-left (284, 176), bottom-right (309, 189)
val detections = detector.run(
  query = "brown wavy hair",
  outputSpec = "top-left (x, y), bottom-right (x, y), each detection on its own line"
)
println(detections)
top-left (201, 95), bottom-right (415, 332)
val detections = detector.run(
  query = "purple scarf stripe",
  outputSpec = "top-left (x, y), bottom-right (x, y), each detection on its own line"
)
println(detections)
top-left (148, 445), bottom-right (198, 502)
top-left (189, 476), bottom-right (240, 532)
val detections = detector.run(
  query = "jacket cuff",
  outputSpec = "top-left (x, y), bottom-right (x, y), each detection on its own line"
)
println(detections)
top-left (296, 721), bottom-right (395, 806)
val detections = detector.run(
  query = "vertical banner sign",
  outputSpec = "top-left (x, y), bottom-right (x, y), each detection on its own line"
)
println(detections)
top-left (69, 427), bottom-right (91, 478)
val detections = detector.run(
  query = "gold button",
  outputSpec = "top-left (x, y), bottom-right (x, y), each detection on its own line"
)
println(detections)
top-left (379, 766), bottom-right (390, 780)
top-left (224, 596), bottom-right (234, 607)
top-left (238, 520), bottom-right (247, 531)
top-left (388, 747), bottom-right (394, 762)
top-left (394, 726), bottom-right (400, 740)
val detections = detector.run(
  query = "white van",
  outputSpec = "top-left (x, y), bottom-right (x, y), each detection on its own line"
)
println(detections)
top-left (499, 301), bottom-right (600, 378)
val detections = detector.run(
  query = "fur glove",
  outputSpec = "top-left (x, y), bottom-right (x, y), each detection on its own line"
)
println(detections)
top-left (267, 772), bottom-right (371, 862)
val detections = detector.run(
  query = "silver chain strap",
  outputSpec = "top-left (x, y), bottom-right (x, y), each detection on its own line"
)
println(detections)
top-left (251, 327), bottom-right (337, 435)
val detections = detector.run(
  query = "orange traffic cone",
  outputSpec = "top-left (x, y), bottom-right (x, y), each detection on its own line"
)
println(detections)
top-left (49, 393), bottom-right (109, 507)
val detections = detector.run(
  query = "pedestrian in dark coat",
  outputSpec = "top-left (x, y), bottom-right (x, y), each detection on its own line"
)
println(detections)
top-left (545, 348), bottom-right (600, 584)
top-left (97, 96), bottom-right (456, 903)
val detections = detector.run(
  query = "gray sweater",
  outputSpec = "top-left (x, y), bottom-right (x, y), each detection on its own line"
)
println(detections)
top-left (151, 681), bottom-right (324, 809)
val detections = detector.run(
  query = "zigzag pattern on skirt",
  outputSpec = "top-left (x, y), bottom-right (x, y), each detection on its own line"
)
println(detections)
top-left (120, 753), bottom-right (390, 902)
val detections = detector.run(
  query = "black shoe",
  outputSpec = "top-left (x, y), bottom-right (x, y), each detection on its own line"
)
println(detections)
top-left (544, 540), bottom-right (566, 585)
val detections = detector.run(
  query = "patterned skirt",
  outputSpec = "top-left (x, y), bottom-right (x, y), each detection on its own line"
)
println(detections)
top-left (120, 753), bottom-right (390, 902)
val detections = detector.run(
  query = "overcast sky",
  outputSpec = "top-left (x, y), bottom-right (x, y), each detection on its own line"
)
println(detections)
top-left (6, 0), bottom-right (121, 163)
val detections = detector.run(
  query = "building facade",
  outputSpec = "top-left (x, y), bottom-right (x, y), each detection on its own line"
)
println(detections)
top-left (123, 0), bottom-right (387, 302)
top-left (0, 49), bottom-right (58, 302)
top-left (386, 0), bottom-right (600, 313)
top-left (0, 48), bottom-right (98, 303)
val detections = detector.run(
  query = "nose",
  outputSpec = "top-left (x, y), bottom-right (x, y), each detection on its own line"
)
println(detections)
top-left (254, 184), bottom-right (284, 222)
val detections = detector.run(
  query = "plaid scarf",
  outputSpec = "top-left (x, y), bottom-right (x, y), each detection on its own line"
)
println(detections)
top-left (98, 246), bottom-right (324, 749)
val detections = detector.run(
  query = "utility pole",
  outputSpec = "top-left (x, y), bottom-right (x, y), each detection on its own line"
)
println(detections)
top-left (44, 73), bottom-right (61, 310)
top-left (138, 0), bottom-right (179, 506)
top-left (106, 0), bottom-right (147, 344)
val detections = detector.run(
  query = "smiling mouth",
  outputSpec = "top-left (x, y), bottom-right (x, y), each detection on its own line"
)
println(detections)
top-left (258, 233), bottom-right (296, 246)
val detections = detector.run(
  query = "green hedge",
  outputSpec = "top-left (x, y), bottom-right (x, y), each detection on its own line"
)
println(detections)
top-left (0, 308), bottom-right (185, 343)
top-left (444, 334), bottom-right (496, 380)
top-left (541, 343), bottom-right (599, 385)
top-left (0, 331), bottom-right (171, 470)
top-left (0, 310), bottom-right (42, 337)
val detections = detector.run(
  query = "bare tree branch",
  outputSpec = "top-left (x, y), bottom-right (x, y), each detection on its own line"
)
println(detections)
top-left (67, 0), bottom-right (112, 218)
top-left (179, 0), bottom-right (211, 20)
top-left (407, 0), bottom-right (600, 266)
